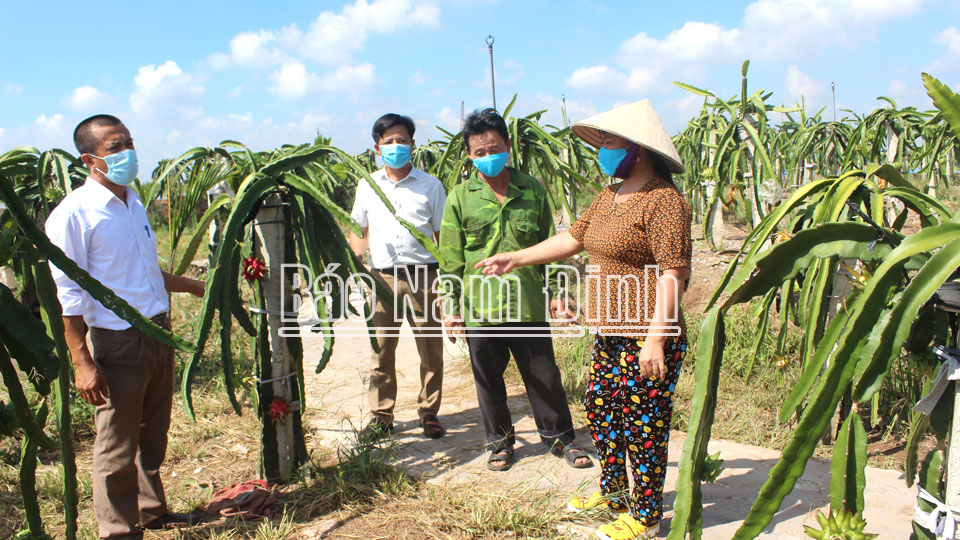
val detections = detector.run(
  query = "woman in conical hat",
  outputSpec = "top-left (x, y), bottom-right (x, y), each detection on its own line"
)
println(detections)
top-left (476, 99), bottom-right (692, 540)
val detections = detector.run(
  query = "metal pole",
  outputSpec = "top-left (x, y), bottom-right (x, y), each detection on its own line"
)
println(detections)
top-left (486, 35), bottom-right (496, 111)
top-left (561, 94), bottom-right (568, 127)
top-left (831, 82), bottom-right (836, 123)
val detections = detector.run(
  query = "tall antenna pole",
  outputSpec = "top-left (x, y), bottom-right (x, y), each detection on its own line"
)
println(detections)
top-left (831, 82), bottom-right (837, 122)
top-left (561, 94), bottom-right (568, 128)
top-left (486, 35), bottom-right (497, 111)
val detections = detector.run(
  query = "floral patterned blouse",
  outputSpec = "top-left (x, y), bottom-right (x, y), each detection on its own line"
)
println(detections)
top-left (569, 177), bottom-right (692, 339)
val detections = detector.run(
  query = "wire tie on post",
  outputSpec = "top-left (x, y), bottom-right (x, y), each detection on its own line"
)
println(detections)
top-left (256, 372), bottom-right (298, 385)
top-left (247, 306), bottom-right (300, 317)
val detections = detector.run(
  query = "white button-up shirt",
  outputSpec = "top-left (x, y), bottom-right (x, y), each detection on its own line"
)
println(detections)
top-left (350, 167), bottom-right (446, 269)
top-left (45, 180), bottom-right (169, 330)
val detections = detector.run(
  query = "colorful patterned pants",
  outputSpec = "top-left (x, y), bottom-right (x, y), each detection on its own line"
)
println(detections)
top-left (583, 335), bottom-right (686, 526)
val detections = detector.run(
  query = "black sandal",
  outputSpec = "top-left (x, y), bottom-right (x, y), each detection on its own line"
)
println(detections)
top-left (551, 443), bottom-right (594, 469)
top-left (487, 447), bottom-right (514, 471)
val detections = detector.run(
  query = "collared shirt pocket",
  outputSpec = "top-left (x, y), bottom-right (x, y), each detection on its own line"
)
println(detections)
top-left (510, 218), bottom-right (539, 247)
top-left (463, 217), bottom-right (495, 250)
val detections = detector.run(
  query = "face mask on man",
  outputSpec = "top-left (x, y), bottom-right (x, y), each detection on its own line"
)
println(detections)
top-left (380, 144), bottom-right (411, 169)
top-left (90, 149), bottom-right (139, 186)
top-left (472, 152), bottom-right (509, 177)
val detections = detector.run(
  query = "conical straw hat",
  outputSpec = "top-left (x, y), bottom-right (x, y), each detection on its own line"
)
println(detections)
top-left (571, 99), bottom-right (685, 174)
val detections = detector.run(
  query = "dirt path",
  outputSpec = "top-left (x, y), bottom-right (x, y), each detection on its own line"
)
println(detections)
top-left (300, 311), bottom-right (915, 539)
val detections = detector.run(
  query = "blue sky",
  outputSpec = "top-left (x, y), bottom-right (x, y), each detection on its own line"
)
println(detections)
top-left (2, 0), bottom-right (959, 172)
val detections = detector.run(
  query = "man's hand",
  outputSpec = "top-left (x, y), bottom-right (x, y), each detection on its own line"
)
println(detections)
top-left (74, 357), bottom-right (110, 405)
top-left (475, 252), bottom-right (519, 276)
top-left (549, 298), bottom-right (577, 322)
top-left (443, 316), bottom-right (464, 343)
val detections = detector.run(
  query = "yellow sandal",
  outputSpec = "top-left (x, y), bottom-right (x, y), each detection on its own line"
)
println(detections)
top-left (566, 491), bottom-right (606, 513)
top-left (596, 513), bottom-right (659, 540)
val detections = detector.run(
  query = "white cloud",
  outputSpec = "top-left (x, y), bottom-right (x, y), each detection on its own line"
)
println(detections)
top-left (667, 94), bottom-right (704, 129)
top-left (319, 62), bottom-right (377, 92)
top-left (410, 68), bottom-right (428, 85)
top-left (129, 61), bottom-right (204, 115)
top-left (297, 0), bottom-right (439, 65)
top-left (566, 65), bottom-right (629, 89)
top-left (742, 0), bottom-right (925, 56)
top-left (35, 113), bottom-right (65, 135)
top-left (300, 112), bottom-right (331, 131)
top-left (785, 65), bottom-right (825, 100)
top-left (166, 130), bottom-right (182, 144)
top-left (231, 30), bottom-right (285, 67)
top-left (5, 82), bottom-right (22, 94)
top-left (566, 0), bottom-right (926, 95)
top-left (565, 65), bottom-right (659, 93)
top-left (214, 0), bottom-right (440, 70)
top-left (228, 112), bottom-right (253, 124)
top-left (269, 61), bottom-right (316, 100)
top-left (935, 27), bottom-right (960, 56)
top-left (63, 85), bottom-right (109, 111)
top-left (269, 60), bottom-right (377, 100)
top-left (435, 106), bottom-right (460, 132)
top-left (889, 79), bottom-right (910, 95)
top-left (619, 22), bottom-right (740, 65)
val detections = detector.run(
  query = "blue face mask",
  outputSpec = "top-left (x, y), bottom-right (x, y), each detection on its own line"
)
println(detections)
top-left (472, 152), bottom-right (509, 177)
top-left (597, 147), bottom-right (627, 177)
top-left (380, 144), bottom-right (411, 169)
top-left (91, 149), bottom-right (139, 186)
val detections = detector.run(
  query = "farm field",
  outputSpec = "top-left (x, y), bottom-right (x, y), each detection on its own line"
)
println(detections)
top-left (0, 66), bottom-right (958, 540)
top-left (0, 223), bottom-right (928, 540)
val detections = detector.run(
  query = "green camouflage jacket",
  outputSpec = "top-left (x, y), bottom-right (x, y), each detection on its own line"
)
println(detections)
top-left (438, 167), bottom-right (557, 326)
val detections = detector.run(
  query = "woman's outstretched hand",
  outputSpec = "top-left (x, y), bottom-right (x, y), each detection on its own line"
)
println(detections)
top-left (475, 252), bottom-right (520, 276)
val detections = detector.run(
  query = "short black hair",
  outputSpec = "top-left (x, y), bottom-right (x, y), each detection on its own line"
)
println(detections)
top-left (73, 114), bottom-right (123, 155)
top-left (371, 113), bottom-right (415, 143)
top-left (461, 108), bottom-right (509, 151)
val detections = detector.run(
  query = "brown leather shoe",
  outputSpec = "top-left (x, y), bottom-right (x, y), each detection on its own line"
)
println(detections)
top-left (420, 414), bottom-right (445, 439)
top-left (142, 511), bottom-right (202, 529)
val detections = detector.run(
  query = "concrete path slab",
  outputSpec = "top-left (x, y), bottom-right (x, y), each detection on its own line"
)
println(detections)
top-left (301, 315), bottom-right (915, 539)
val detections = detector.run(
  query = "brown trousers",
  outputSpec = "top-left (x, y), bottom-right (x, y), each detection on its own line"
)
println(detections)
top-left (369, 267), bottom-right (444, 423)
top-left (89, 314), bottom-right (173, 540)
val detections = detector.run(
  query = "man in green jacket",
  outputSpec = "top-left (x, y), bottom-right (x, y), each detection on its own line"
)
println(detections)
top-left (439, 108), bottom-right (591, 471)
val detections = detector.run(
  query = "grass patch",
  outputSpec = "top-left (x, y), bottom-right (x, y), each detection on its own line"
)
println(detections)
top-left (672, 304), bottom-right (803, 451)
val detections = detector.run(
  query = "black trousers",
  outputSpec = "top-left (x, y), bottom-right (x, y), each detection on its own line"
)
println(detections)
top-left (465, 322), bottom-right (576, 451)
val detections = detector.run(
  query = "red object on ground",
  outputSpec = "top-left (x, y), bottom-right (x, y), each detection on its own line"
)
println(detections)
top-left (205, 479), bottom-right (276, 520)
top-left (242, 257), bottom-right (266, 281)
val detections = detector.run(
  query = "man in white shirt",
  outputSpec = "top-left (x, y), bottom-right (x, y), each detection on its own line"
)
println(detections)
top-left (45, 114), bottom-right (205, 540)
top-left (349, 113), bottom-right (447, 440)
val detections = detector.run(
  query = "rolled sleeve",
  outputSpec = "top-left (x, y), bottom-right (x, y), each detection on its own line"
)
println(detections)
top-left (45, 211), bottom-right (87, 317)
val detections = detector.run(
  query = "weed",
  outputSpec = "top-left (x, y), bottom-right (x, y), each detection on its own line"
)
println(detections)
top-left (253, 511), bottom-right (296, 540)
top-left (553, 332), bottom-right (593, 406)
